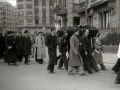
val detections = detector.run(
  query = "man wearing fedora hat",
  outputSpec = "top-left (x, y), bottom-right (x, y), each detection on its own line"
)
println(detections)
top-left (22, 30), bottom-right (32, 65)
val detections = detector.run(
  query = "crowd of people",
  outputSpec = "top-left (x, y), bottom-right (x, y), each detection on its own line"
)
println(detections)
top-left (0, 25), bottom-right (120, 84)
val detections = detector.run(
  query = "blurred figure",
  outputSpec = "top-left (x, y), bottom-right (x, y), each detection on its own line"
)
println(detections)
top-left (57, 31), bottom-right (68, 71)
top-left (5, 31), bottom-right (18, 66)
top-left (22, 30), bottom-right (31, 65)
top-left (45, 28), bottom-right (57, 74)
top-left (68, 29), bottom-right (86, 76)
top-left (0, 32), bottom-right (5, 59)
top-left (82, 29), bottom-right (99, 73)
top-left (93, 34), bottom-right (106, 70)
top-left (15, 31), bottom-right (23, 62)
top-left (35, 32), bottom-right (46, 64)
top-left (31, 34), bottom-right (35, 58)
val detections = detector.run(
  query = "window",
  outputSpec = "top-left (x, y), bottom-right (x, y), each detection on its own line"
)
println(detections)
top-left (43, 12), bottom-right (46, 18)
top-left (18, 4), bottom-right (24, 9)
top-left (73, 0), bottom-right (80, 3)
top-left (27, 19), bottom-right (33, 25)
top-left (50, 12), bottom-right (53, 18)
top-left (18, 20), bottom-right (24, 25)
top-left (17, 0), bottom-right (23, 2)
top-left (43, 19), bottom-right (46, 24)
top-left (50, 19), bottom-right (54, 24)
top-left (42, 0), bottom-right (46, 4)
top-left (18, 11), bottom-right (24, 17)
top-left (50, 5), bottom-right (53, 11)
top-left (35, 19), bottom-right (39, 24)
top-left (26, 11), bottom-right (33, 16)
top-left (26, 0), bottom-right (32, 1)
top-left (42, 5), bottom-right (46, 11)
top-left (26, 4), bottom-right (32, 9)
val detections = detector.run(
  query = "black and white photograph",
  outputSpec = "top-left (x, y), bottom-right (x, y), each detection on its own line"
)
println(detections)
top-left (0, 0), bottom-right (120, 90)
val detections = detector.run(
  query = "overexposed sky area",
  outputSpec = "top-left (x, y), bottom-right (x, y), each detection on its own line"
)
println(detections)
top-left (0, 0), bottom-right (16, 6)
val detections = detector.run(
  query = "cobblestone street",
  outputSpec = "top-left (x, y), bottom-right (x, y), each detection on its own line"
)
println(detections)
top-left (0, 53), bottom-right (120, 90)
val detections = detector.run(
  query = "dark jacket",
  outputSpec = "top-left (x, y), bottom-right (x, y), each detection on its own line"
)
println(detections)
top-left (57, 36), bottom-right (68, 53)
top-left (22, 35), bottom-right (31, 55)
top-left (45, 34), bottom-right (57, 65)
top-left (82, 35), bottom-right (91, 53)
top-left (15, 35), bottom-right (23, 56)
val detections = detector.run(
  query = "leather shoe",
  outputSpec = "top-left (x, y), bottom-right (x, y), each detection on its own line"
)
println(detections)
top-left (58, 68), bottom-right (64, 70)
top-left (115, 81), bottom-right (120, 84)
top-left (25, 63), bottom-right (29, 65)
top-left (80, 73), bottom-right (87, 76)
top-left (14, 63), bottom-right (18, 66)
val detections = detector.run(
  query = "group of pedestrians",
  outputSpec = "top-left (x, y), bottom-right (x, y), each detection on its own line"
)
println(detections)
top-left (45, 27), bottom-right (106, 76)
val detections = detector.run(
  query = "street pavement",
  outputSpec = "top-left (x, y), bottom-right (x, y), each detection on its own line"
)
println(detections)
top-left (0, 53), bottom-right (120, 90)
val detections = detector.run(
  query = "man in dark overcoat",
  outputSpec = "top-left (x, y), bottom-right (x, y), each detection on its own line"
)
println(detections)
top-left (45, 28), bottom-right (57, 74)
top-left (22, 30), bottom-right (31, 65)
top-left (5, 31), bottom-right (18, 66)
top-left (57, 31), bottom-right (68, 71)
top-left (0, 33), bottom-right (5, 59)
top-left (15, 31), bottom-right (23, 62)
top-left (82, 29), bottom-right (99, 73)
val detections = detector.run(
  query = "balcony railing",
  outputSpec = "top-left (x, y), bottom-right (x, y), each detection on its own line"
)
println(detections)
top-left (78, 1), bottom-right (86, 13)
top-left (54, 5), bottom-right (67, 16)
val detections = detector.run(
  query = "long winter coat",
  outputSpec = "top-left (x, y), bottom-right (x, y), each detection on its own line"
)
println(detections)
top-left (5, 36), bottom-right (17, 63)
top-left (35, 36), bottom-right (46, 59)
top-left (15, 35), bottom-right (23, 56)
top-left (22, 35), bottom-right (31, 55)
top-left (93, 38), bottom-right (103, 64)
top-left (45, 34), bottom-right (57, 65)
top-left (69, 34), bottom-right (83, 66)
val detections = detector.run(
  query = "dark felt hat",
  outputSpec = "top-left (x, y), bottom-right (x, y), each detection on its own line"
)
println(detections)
top-left (24, 30), bottom-right (29, 33)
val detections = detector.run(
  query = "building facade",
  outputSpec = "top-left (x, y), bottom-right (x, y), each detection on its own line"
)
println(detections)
top-left (0, 3), bottom-right (3, 33)
top-left (54, 0), bottom-right (80, 27)
top-left (78, 0), bottom-right (119, 28)
top-left (17, 0), bottom-right (55, 34)
top-left (0, 2), bottom-right (18, 33)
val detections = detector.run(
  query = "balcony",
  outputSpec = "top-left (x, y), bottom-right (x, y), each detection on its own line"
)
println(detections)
top-left (77, 1), bottom-right (86, 14)
top-left (73, 4), bottom-right (79, 13)
top-left (54, 5), bottom-right (67, 16)
top-left (90, 0), bottom-right (116, 8)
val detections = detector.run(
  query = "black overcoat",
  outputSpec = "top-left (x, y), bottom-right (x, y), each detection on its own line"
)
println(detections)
top-left (0, 34), bottom-right (5, 58)
top-left (5, 36), bottom-right (17, 63)
top-left (15, 35), bottom-right (23, 56)
top-left (22, 36), bottom-right (31, 55)
top-left (45, 34), bottom-right (57, 65)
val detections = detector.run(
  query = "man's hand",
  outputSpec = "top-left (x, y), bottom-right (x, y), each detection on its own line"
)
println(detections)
top-left (85, 52), bottom-right (88, 55)
top-left (8, 46), bottom-right (12, 49)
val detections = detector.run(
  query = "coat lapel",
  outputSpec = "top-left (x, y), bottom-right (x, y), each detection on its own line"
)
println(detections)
top-left (73, 34), bottom-right (79, 44)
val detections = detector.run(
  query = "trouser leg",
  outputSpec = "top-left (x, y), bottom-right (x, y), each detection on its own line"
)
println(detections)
top-left (24, 55), bottom-right (28, 64)
top-left (112, 58), bottom-right (120, 72)
top-left (58, 58), bottom-right (63, 68)
top-left (78, 65), bottom-right (84, 75)
top-left (82, 54), bottom-right (92, 73)
top-left (61, 53), bottom-right (68, 70)
top-left (68, 66), bottom-right (73, 73)
top-left (88, 50), bottom-right (99, 71)
top-left (116, 68), bottom-right (120, 82)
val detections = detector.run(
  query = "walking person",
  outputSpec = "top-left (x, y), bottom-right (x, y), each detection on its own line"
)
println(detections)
top-left (57, 31), bottom-right (68, 71)
top-left (5, 31), bottom-right (18, 66)
top-left (68, 29), bottom-right (86, 76)
top-left (15, 31), bottom-right (23, 62)
top-left (82, 29), bottom-right (99, 73)
top-left (22, 30), bottom-right (32, 65)
top-left (35, 32), bottom-right (46, 64)
top-left (93, 34), bottom-right (106, 70)
top-left (45, 28), bottom-right (57, 74)
top-left (112, 43), bottom-right (120, 74)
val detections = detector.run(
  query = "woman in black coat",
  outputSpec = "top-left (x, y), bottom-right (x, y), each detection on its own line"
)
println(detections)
top-left (22, 30), bottom-right (31, 65)
top-left (5, 31), bottom-right (18, 66)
